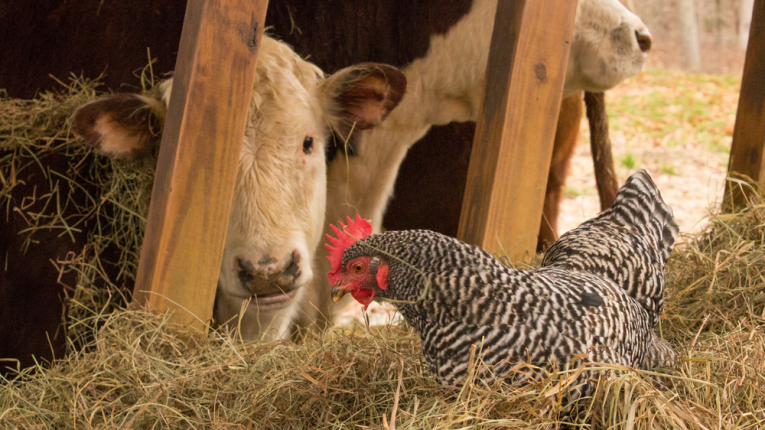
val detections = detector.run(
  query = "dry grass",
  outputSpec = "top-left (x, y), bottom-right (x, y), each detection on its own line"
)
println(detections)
top-left (1, 79), bottom-right (764, 429)
top-left (0, 75), bottom-right (156, 348)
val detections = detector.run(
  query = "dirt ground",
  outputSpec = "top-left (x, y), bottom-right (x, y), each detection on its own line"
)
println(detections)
top-left (558, 130), bottom-right (728, 238)
top-left (559, 139), bottom-right (728, 237)
top-left (559, 68), bottom-right (741, 238)
top-left (558, 84), bottom-right (734, 238)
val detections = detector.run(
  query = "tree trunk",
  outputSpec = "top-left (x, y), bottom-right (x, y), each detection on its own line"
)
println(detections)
top-left (679, 0), bottom-right (702, 71)
top-left (716, 0), bottom-right (723, 46)
top-left (740, 0), bottom-right (755, 50)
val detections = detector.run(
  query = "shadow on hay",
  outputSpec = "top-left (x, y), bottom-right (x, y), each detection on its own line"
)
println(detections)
top-left (0, 78), bottom-right (156, 375)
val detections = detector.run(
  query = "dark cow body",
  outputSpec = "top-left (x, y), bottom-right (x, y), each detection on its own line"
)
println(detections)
top-left (0, 137), bottom-right (129, 374)
top-left (266, 0), bottom-right (473, 71)
top-left (0, 0), bottom-right (186, 99)
top-left (0, 151), bottom-right (80, 373)
top-left (0, 0), bottom-right (467, 97)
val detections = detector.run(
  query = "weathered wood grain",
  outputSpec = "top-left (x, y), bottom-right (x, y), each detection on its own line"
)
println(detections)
top-left (725, 0), bottom-right (765, 209)
top-left (131, 0), bottom-right (269, 331)
top-left (457, 0), bottom-right (578, 260)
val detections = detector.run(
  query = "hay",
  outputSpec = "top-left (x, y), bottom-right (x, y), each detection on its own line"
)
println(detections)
top-left (0, 75), bottom-right (157, 348)
top-left (662, 188), bottom-right (765, 338)
top-left (1, 81), bottom-right (764, 429)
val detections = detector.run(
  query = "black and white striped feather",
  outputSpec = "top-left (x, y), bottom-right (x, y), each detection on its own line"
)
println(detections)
top-left (543, 170), bottom-right (679, 328)
top-left (340, 170), bottom-right (677, 386)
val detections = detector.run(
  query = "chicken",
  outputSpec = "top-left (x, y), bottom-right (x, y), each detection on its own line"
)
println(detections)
top-left (326, 170), bottom-right (677, 386)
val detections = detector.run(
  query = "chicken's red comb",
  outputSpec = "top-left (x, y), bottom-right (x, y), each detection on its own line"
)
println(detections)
top-left (326, 215), bottom-right (373, 285)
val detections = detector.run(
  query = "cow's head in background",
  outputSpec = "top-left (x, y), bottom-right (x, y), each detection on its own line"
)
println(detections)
top-left (568, 0), bottom-right (652, 94)
top-left (73, 37), bottom-right (406, 341)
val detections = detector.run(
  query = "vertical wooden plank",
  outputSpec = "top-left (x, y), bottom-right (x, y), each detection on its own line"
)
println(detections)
top-left (457, 0), bottom-right (578, 260)
top-left (724, 0), bottom-right (765, 209)
top-left (130, 0), bottom-right (269, 331)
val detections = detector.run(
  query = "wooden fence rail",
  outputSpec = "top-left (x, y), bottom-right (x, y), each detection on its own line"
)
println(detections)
top-left (131, 0), bottom-right (269, 332)
top-left (724, 0), bottom-right (765, 209)
top-left (457, 0), bottom-right (578, 261)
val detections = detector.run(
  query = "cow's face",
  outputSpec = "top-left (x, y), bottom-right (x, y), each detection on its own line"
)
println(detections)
top-left (208, 44), bottom-right (329, 340)
top-left (73, 37), bottom-right (406, 342)
top-left (567, 0), bottom-right (652, 94)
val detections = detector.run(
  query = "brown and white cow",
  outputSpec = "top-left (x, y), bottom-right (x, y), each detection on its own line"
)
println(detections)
top-left (263, 0), bottom-right (652, 316)
top-left (70, 38), bottom-right (403, 343)
top-left (323, 0), bottom-right (650, 229)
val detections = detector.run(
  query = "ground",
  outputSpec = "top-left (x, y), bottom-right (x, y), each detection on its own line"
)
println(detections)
top-left (340, 69), bottom-right (743, 327)
top-left (559, 70), bottom-right (739, 236)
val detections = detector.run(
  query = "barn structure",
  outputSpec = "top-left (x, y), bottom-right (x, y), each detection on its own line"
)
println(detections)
top-left (129, 0), bottom-right (764, 332)
top-left (0, 0), bottom-right (763, 343)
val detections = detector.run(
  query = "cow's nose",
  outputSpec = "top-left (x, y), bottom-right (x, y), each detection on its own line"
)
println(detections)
top-left (282, 250), bottom-right (301, 279)
top-left (635, 29), bottom-right (652, 53)
top-left (235, 249), bottom-right (303, 294)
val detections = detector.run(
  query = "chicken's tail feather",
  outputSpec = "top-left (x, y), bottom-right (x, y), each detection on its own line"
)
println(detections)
top-left (610, 170), bottom-right (679, 265)
top-left (644, 333), bottom-right (678, 368)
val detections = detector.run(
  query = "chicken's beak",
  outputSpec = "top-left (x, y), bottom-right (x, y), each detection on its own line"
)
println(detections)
top-left (331, 284), bottom-right (348, 303)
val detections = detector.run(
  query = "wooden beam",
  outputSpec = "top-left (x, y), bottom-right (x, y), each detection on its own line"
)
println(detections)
top-left (457, 0), bottom-right (578, 260)
top-left (131, 0), bottom-right (268, 331)
top-left (724, 0), bottom-right (765, 209)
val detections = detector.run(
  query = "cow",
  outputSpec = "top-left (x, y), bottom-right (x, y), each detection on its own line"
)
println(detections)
top-left (0, 36), bottom-right (405, 373)
top-left (262, 0), bottom-right (652, 316)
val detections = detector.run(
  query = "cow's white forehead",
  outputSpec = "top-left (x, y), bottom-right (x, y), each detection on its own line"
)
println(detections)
top-left (247, 38), bottom-right (326, 147)
top-left (230, 36), bottom-right (327, 246)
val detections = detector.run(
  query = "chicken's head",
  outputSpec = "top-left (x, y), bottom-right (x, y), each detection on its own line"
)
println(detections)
top-left (325, 215), bottom-right (388, 310)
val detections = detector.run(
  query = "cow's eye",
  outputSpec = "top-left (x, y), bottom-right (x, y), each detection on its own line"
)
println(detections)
top-left (302, 136), bottom-right (314, 154)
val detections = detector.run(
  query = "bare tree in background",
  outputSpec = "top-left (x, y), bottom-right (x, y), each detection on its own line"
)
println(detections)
top-left (716, 0), bottom-right (724, 45)
top-left (739, 0), bottom-right (755, 49)
top-left (679, 0), bottom-right (702, 70)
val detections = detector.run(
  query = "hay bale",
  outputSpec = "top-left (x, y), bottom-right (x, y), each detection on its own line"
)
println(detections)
top-left (664, 192), bottom-right (765, 337)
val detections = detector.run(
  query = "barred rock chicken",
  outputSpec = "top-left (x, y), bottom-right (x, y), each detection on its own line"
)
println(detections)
top-left (326, 170), bottom-right (678, 386)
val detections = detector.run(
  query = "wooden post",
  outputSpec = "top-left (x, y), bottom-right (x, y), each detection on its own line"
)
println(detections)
top-left (724, 0), bottom-right (765, 210)
top-left (457, 0), bottom-right (578, 260)
top-left (130, 0), bottom-right (268, 332)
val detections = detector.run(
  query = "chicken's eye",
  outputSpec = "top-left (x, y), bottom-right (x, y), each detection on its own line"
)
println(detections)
top-left (353, 263), bottom-right (364, 273)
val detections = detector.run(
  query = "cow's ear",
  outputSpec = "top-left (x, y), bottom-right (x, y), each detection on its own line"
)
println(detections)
top-left (321, 63), bottom-right (406, 147)
top-left (73, 93), bottom-right (166, 161)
